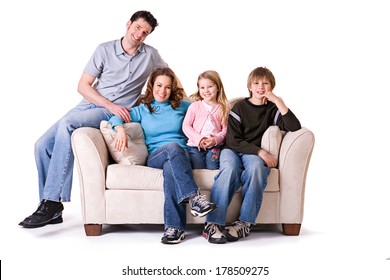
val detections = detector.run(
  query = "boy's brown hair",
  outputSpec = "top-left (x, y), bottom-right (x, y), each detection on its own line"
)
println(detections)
top-left (247, 67), bottom-right (276, 97)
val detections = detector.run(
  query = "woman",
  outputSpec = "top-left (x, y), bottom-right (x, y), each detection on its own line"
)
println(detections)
top-left (109, 67), bottom-right (217, 244)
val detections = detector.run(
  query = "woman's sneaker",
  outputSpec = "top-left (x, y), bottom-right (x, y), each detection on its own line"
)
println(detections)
top-left (189, 194), bottom-right (217, 217)
top-left (202, 222), bottom-right (227, 244)
top-left (161, 228), bottom-right (185, 244)
top-left (225, 220), bottom-right (252, 242)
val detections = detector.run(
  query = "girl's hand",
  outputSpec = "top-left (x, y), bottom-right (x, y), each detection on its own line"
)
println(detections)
top-left (198, 137), bottom-right (207, 151)
top-left (199, 137), bottom-right (216, 150)
top-left (258, 149), bottom-right (277, 168)
top-left (114, 127), bottom-right (128, 152)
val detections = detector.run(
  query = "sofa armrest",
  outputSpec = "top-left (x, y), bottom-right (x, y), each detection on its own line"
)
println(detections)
top-left (71, 127), bottom-right (110, 224)
top-left (278, 127), bottom-right (315, 223)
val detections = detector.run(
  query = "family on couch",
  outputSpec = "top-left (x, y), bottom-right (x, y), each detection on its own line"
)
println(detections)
top-left (19, 10), bottom-right (301, 245)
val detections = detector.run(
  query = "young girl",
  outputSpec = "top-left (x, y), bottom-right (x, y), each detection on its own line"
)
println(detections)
top-left (182, 70), bottom-right (230, 169)
top-left (109, 67), bottom-right (217, 244)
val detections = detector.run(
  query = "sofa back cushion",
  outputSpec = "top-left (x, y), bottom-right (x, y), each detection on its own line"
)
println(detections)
top-left (100, 120), bottom-right (148, 165)
top-left (100, 97), bottom-right (282, 166)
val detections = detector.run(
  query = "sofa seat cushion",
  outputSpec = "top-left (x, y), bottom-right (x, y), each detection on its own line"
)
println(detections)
top-left (106, 164), bottom-right (279, 192)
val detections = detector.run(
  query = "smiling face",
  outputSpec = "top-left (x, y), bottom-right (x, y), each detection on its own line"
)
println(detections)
top-left (152, 75), bottom-right (172, 103)
top-left (198, 78), bottom-right (218, 105)
top-left (248, 77), bottom-right (272, 104)
top-left (124, 18), bottom-right (152, 47)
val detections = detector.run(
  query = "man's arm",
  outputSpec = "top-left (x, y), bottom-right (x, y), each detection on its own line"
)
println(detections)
top-left (77, 72), bottom-right (130, 122)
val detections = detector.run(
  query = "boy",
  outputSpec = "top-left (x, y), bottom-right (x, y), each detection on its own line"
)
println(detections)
top-left (203, 67), bottom-right (302, 244)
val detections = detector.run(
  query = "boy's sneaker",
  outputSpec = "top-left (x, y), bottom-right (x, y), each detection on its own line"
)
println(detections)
top-left (161, 228), bottom-right (185, 244)
top-left (225, 220), bottom-right (252, 242)
top-left (189, 194), bottom-right (217, 217)
top-left (202, 222), bottom-right (227, 244)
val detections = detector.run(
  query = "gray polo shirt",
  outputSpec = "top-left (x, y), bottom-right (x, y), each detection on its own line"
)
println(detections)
top-left (80, 38), bottom-right (167, 108)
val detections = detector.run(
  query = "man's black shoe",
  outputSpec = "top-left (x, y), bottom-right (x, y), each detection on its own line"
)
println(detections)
top-left (19, 200), bottom-right (64, 228)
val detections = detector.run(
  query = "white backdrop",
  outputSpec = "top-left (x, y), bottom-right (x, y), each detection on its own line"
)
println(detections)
top-left (1, 0), bottom-right (390, 279)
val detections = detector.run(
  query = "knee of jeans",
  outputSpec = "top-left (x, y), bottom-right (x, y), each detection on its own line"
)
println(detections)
top-left (220, 162), bottom-right (240, 175)
top-left (206, 160), bottom-right (219, 170)
top-left (34, 137), bottom-right (45, 155)
top-left (165, 142), bottom-right (184, 155)
top-left (57, 118), bottom-right (77, 133)
top-left (247, 164), bottom-right (269, 179)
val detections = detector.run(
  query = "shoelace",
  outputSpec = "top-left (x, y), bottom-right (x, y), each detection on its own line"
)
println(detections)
top-left (35, 201), bottom-right (50, 215)
top-left (230, 221), bottom-right (250, 237)
top-left (205, 223), bottom-right (226, 239)
top-left (192, 194), bottom-right (209, 207)
top-left (164, 227), bottom-right (178, 237)
top-left (206, 223), bottom-right (217, 234)
top-left (208, 223), bottom-right (222, 235)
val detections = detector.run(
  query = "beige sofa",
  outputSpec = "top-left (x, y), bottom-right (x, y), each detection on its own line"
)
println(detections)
top-left (71, 100), bottom-right (315, 237)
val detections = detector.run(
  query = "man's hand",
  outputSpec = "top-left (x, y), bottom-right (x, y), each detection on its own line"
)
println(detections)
top-left (108, 104), bottom-right (131, 123)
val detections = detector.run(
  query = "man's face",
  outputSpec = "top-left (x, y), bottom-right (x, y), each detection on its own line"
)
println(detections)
top-left (125, 18), bottom-right (152, 45)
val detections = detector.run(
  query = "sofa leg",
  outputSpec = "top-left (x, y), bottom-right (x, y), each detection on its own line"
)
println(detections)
top-left (84, 224), bottom-right (102, 236)
top-left (282, 223), bottom-right (301, 236)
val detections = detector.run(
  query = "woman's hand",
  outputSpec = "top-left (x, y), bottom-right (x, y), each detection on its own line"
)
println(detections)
top-left (114, 126), bottom-right (128, 152)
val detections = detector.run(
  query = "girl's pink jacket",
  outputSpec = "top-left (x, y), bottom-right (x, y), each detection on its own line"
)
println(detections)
top-left (182, 100), bottom-right (227, 147)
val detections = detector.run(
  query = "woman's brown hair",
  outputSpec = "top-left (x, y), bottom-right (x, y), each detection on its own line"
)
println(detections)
top-left (140, 67), bottom-right (185, 113)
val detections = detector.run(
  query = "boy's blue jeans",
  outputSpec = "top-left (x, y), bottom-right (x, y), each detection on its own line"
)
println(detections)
top-left (147, 143), bottom-right (198, 230)
top-left (206, 148), bottom-right (270, 225)
top-left (35, 104), bottom-right (112, 202)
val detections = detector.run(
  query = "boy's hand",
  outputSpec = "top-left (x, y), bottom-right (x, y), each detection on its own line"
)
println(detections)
top-left (258, 149), bottom-right (277, 168)
top-left (261, 91), bottom-right (277, 103)
top-left (262, 91), bottom-right (289, 115)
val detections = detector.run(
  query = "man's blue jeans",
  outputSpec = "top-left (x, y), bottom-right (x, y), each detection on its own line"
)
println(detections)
top-left (206, 148), bottom-right (270, 225)
top-left (35, 104), bottom-right (112, 202)
top-left (147, 143), bottom-right (199, 230)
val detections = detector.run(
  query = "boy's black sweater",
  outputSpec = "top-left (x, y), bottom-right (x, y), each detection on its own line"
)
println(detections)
top-left (225, 98), bottom-right (301, 155)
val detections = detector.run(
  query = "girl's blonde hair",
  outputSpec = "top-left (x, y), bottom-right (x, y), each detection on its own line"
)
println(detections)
top-left (190, 70), bottom-right (230, 124)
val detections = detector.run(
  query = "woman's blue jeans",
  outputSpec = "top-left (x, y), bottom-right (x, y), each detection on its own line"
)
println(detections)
top-left (147, 143), bottom-right (199, 230)
top-left (35, 104), bottom-right (112, 202)
top-left (206, 148), bottom-right (270, 225)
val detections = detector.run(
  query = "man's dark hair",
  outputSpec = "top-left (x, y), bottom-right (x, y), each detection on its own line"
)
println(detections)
top-left (130, 10), bottom-right (158, 33)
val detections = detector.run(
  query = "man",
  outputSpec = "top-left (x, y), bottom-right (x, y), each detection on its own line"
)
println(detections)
top-left (19, 10), bottom-right (168, 228)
